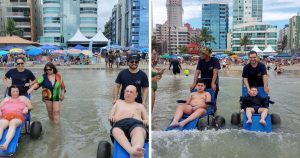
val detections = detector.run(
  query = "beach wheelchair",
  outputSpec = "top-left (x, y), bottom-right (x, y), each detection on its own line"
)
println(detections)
top-left (0, 111), bottom-right (42, 156)
top-left (97, 122), bottom-right (149, 158)
top-left (230, 86), bottom-right (281, 132)
top-left (166, 88), bottom-right (226, 131)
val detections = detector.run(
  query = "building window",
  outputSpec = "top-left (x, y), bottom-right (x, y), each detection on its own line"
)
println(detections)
top-left (43, 7), bottom-right (60, 14)
top-left (80, 8), bottom-right (97, 14)
top-left (44, 27), bottom-right (60, 33)
top-left (80, 27), bottom-right (97, 33)
top-left (80, 0), bottom-right (97, 4)
top-left (80, 17), bottom-right (97, 24)
top-left (43, 0), bottom-right (59, 4)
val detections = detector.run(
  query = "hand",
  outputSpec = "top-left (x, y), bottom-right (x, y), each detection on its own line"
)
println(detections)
top-left (142, 120), bottom-right (148, 127)
top-left (240, 109), bottom-right (244, 113)
top-left (190, 83), bottom-right (196, 92)
top-left (108, 115), bottom-right (115, 123)
top-left (112, 99), bottom-right (117, 105)
top-left (152, 75), bottom-right (161, 82)
top-left (264, 86), bottom-right (270, 94)
top-left (142, 101), bottom-right (146, 107)
top-left (211, 83), bottom-right (217, 92)
top-left (60, 95), bottom-right (64, 101)
top-left (22, 107), bottom-right (28, 114)
top-left (24, 83), bottom-right (30, 87)
top-left (247, 89), bottom-right (251, 95)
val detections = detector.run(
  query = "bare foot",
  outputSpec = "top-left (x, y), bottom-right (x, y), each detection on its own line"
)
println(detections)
top-left (179, 121), bottom-right (187, 127)
top-left (260, 119), bottom-right (267, 126)
top-left (169, 122), bottom-right (179, 128)
top-left (130, 147), bottom-right (144, 158)
top-left (0, 143), bottom-right (8, 150)
top-left (246, 119), bottom-right (252, 124)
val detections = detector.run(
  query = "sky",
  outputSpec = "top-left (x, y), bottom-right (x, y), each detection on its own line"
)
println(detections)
top-left (98, 0), bottom-right (118, 31)
top-left (152, 0), bottom-right (300, 30)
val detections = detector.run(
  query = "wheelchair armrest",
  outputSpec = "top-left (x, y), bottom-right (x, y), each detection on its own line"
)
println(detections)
top-left (205, 102), bottom-right (212, 105)
top-left (176, 100), bottom-right (186, 103)
top-left (269, 100), bottom-right (275, 104)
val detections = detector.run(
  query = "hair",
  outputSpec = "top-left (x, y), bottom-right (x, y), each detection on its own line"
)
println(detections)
top-left (7, 85), bottom-right (19, 97)
top-left (248, 51), bottom-right (257, 56)
top-left (196, 79), bottom-right (206, 85)
top-left (43, 62), bottom-right (58, 74)
top-left (250, 86), bottom-right (257, 90)
top-left (15, 57), bottom-right (25, 63)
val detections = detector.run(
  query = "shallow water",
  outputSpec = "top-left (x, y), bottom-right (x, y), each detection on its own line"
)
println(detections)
top-left (0, 68), bottom-right (125, 158)
top-left (152, 69), bottom-right (300, 158)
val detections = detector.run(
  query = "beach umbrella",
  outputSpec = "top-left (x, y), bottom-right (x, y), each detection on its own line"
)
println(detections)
top-left (73, 44), bottom-right (87, 50)
top-left (9, 48), bottom-right (25, 54)
top-left (81, 50), bottom-right (93, 56)
top-left (49, 50), bottom-right (66, 56)
top-left (0, 50), bottom-right (8, 56)
top-left (160, 54), bottom-right (170, 59)
top-left (67, 48), bottom-right (81, 56)
top-left (39, 44), bottom-right (59, 51)
top-left (140, 47), bottom-right (149, 53)
top-left (25, 45), bottom-right (37, 51)
top-left (26, 48), bottom-right (43, 56)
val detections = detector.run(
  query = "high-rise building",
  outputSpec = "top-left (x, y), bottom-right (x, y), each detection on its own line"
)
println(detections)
top-left (40, 0), bottom-right (98, 46)
top-left (110, 0), bottom-right (149, 48)
top-left (0, 0), bottom-right (35, 41)
top-left (166, 0), bottom-right (183, 27)
top-left (233, 0), bottom-right (263, 26)
top-left (277, 24), bottom-right (289, 52)
top-left (289, 12), bottom-right (300, 53)
top-left (202, 2), bottom-right (229, 52)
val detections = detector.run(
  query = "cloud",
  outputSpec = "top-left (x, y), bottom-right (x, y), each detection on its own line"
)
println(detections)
top-left (98, 0), bottom-right (118, 30)
top-left (264, 12), bottom-right (297, 21)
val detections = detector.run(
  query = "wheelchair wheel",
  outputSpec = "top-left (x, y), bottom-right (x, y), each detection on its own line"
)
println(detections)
top-left (97, 141), bottom-right (111, 158)
top-left (197, 118), bottom-right (207, 130)
top-left (271, 113), bottom-right (281, 125)
top-left (30, 121), bottom-right (42, 139)
top-left (231, 112), bottom-right (241, 125)
top-left (213, 115), bottom-right (226, 128)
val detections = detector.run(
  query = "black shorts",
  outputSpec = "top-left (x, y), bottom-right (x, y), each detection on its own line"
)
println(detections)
top-left (173, 68), bottom-right (180, 75)
top-left (110, 118), bottom-right (148, 142)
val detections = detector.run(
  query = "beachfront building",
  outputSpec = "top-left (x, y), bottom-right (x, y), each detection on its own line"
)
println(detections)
top-left (39, 0), bottom-right (98, 46)
top-left (110, 0), bottom-right (149, 48)
top-left (0, 0), bottom-right (41, 41)
top-left (202, 2), bottom-right (229, 52)
top-left (166, 0), bottom-right (183, 27)
top-left (277, 24), bottom-right (290, 52)
top-left (289, 12), bottom-right (300, 53)
top-left (233, 0), bottom-right (262, 25)
top-left (232, 22), bottom-right (277, 54)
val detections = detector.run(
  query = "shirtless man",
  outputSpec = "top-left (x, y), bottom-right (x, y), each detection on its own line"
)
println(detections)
top-left (169, 79), bottom-right (211, 128)
top-left (109, 85), bottom-right (149, 158)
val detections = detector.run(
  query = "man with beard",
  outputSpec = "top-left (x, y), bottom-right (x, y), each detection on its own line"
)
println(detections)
top-left (242, 51), bottom-right (269, 94)
top-left (113, 54), bottom-right (149, 106)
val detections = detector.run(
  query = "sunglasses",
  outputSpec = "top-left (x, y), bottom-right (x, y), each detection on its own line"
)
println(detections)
top-left (17, 63), bottom-right (24, 65)
top-left (46, 68), bottom-right (53, 71)
top-left (130, 60), bottom-right (139, 64)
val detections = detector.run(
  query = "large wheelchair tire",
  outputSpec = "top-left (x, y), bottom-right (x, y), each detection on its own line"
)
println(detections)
top-left (231, 112), bottom-right (241, 125)
top-left (97, 141), bottom-right (111, 158)
top-left (30, 121), bottom-right (42, 139)
top-left (213, 115), bottom-right (226, 128)
top-left (271, 113), bottom-right (281, 125)
top-left (197, 118), bottom-right (207, 130)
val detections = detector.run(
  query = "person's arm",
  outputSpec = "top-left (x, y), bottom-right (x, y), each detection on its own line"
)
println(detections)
top-left (262, 74), bottom-right (269, 94)
top-left (3, 76), bottom-right (10, 88)
top-left (178, 62), bottom-right (182, 70)
top-left (211, 69), bottom-right (218, 92)
top-left (141, 105), bottom-right (149, 126)
top-left (109, 102), bottom-right (118, 123)
top-left (243, 78), bottom-right (250, 93)
top-left (27, 82), bottom-right (39, 94)
top-left (142, 87), bottom-right (148, 106)
top-left (169, 61), bottom-right (172, 70)
top-left (113, 83), bottom-right (121, 105)
top-left (185, 94), bottom-right (192, 104)
top-left (190, 70), bottom-right (200, 91)
top-left (60, 80), bottom-right (66, 101)
top-left (205, 92), bottom-right (212, 103)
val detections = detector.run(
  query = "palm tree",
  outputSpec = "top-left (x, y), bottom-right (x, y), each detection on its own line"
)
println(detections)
top-left (240, 35), bottom-right (251, 54)
top-left (191, 28), bottom-right (215, 47)
top-left (6, 19), bottom-right (20, 36)
top-left (281, 35), bottom-right (287, 52)
top-left (178, 45), bottom-right (187, 55)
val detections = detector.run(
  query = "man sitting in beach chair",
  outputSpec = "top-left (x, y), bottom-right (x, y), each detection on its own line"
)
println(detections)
top-left (169, 79), bottom-right (211, 128)
top-left (109, 85), bottom-right (149, 158)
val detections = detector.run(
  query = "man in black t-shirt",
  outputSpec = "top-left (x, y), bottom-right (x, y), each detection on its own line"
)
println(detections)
top-left (113, 54), bottom-right (149, 106)
top-left (191, 47), bottom-right (221, 111)
top-left (3, 57), bottom-right (36, 97)
top-left (242, 51), bottom-right (269, 94)
top-left (169, 58), bottom-right (182, 75)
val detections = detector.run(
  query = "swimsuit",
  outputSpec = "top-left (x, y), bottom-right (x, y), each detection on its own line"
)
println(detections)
top-left (37, 73), bottom-right (65, 101)
top-left (1, 97), bottom-right (26, 122)
top-left (110, 118), bottom-right (148, 142)
top-left (151, 71), bottom-right (158, 91)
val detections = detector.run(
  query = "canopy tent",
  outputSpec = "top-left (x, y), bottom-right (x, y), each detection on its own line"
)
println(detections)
top-left (263, 45), bottom-right (276, 53)
top-left (251, 45), bottom-right (263, 53)
top-left (73, 44), bottom-right (87, 50)
top-left (67, 29), bottom-right (90, 43)
top-left (90, 31), bottom-right (109, 44)
top-left (0, 36), bottom-right (39, 45)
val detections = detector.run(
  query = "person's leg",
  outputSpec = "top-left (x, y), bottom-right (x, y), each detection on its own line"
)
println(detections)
top-left (169, 104), bottom-right (189, 127)
top-left (258, 108), bottom-right (268, 126)
top-left (130, 127), bottom-right (146, 158)
top-left (52, 101), bottom-right (61, 124)
top-left (0, 119), bottom-right (22, 150)
top-left (45, 100), bottom-right (54, 121)
top-left (246, 107), bottom-right (254, 124)
top-left (112, 127), bottom-right (137, 157)
top-left (151, 91), bottom-right (156, 112)
top-left (0, 119), bottom-right (9, 140)
top-left (179, 108), bottom-right (206, 127)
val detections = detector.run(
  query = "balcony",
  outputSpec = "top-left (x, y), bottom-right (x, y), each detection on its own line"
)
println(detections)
top-left (16, 22), bottom-right (31, 27)
top-left (6, 12), bottom-right (29, 17)
top-left (7, 2), bottom-right (29, 7)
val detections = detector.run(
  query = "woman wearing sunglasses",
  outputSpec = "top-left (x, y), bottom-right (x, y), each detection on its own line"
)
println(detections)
top-left (28, 62), bottom-right (66, 124)
top-left (3, 57), bottom-right (36, 98)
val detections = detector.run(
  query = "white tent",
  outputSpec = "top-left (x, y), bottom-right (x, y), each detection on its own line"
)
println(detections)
top-left (90, 31), bottom-right (109, 43)
top-left (68, 29), bottom-right (90, 42)
top-left (263, 45), bottom-right (276, 53)
top-left (251, 45), bottom-right (263, 53)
